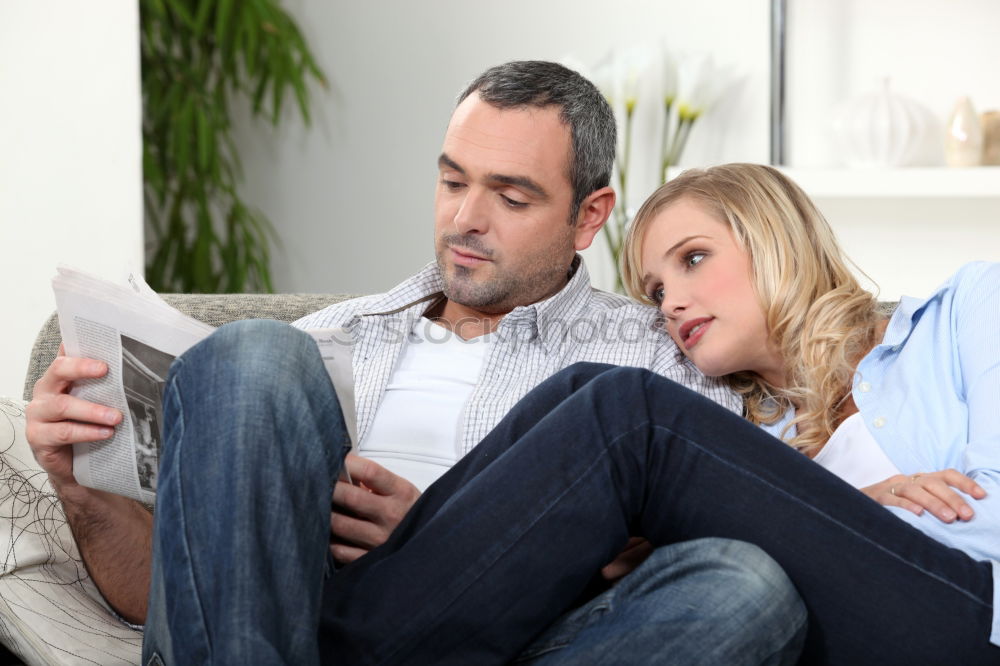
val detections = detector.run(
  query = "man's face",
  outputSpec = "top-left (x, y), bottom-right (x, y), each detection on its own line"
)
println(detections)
top-left (434, 94), bottom-right (581, 314)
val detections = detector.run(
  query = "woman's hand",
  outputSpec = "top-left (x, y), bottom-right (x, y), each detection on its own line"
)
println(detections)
top-left (863, 470), bottom-right (987, 523)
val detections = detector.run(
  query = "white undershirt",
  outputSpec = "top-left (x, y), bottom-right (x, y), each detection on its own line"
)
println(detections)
top-left (358, 317), bottom-right (492, 491)
top-left (814, 412), bottom-right (901, 488)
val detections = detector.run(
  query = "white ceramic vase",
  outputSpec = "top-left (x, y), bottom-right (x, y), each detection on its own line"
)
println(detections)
top-left (831, 79), bottom-right (929, 168)
top-left (944, 96), bottom-right (983, 167)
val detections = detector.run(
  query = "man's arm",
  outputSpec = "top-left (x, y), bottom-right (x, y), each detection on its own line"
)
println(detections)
top-left (25, 350), bottom-right (152, 623)
top-left (329, 454), bottom-right (421, 563)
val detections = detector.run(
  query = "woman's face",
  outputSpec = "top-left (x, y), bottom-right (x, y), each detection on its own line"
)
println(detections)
top-left (639, 197), bottom-right (785, 386)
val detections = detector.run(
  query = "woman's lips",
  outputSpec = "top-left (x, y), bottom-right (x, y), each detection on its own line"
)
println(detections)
top-left (680, 317), bottom-right (713, 349)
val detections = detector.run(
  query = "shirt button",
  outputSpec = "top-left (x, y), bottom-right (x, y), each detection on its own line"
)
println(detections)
top-left (859, 381), bottom-right (872, 393)
top-left (873, 417), bottom-right (886, 428)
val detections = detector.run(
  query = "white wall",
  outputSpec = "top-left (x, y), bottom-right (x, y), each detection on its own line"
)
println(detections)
top-left (0, 3), bottom-right (143, 398)
top-left (235, 0), bottom-right (1000, 303)
top-left (232, 0), bottom-right (771, 296)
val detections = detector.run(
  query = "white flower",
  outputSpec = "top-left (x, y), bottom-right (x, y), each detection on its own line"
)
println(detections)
top-left (608, 45), bottom-right (657, 114)
top-left (676, 54), bottom-right (727, 120)
top-left (661, 46), bottom-right (678, 106)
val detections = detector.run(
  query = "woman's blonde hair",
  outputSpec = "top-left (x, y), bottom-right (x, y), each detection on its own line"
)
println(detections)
top-left (621, 163), bottom-right (882, 454)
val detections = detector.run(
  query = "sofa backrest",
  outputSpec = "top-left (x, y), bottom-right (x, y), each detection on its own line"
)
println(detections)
top-left (23, 293), bottom-right (354, 401)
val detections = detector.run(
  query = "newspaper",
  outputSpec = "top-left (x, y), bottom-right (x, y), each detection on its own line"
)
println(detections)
top-left (52, 265), bottom-right (357, 504)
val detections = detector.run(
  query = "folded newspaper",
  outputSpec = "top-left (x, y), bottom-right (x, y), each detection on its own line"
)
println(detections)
top-left (52, 265), bottom-right (357, 504)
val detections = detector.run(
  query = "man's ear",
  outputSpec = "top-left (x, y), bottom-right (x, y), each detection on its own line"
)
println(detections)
top-left (573, 186), bottom-right (616, 251)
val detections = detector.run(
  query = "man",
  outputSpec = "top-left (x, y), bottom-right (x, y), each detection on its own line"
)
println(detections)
top-left (26, 61), bottom-right (805, 663)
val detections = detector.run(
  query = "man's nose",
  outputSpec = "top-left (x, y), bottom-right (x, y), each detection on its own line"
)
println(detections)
top-left (453, 188), bottom-right (490, 235)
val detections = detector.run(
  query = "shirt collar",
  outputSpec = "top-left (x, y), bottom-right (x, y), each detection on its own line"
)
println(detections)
top-left (879, 278), bottom-right (950, 351)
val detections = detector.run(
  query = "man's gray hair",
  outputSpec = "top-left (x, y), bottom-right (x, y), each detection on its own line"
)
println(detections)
top-left (458, 61), bottom-right (616, 224)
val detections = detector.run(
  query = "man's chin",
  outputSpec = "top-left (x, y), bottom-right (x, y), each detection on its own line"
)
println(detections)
top-left (441, 274), bottom-right (508, 311)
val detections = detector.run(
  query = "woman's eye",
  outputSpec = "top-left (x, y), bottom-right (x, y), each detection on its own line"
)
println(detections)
top-left (649, 286), bottom-right (664, 305)
top-left (500, 194), bottom-right (528, 209)
top-left (685, 252), bottom-right (706, 268)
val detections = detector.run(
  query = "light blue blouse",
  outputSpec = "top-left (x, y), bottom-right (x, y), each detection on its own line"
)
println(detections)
top-left (764, 261), bottom-right (1000, 645)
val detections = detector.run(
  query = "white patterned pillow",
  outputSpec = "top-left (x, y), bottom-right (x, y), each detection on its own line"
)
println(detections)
top-left (0, 397), bottom-right (142, 665)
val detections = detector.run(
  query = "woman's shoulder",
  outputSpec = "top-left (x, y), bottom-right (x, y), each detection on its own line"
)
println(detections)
top-left (948, 261), bottom-right (1000, 306)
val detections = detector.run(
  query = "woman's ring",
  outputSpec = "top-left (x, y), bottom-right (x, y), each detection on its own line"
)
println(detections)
top-left (890, 485), bottom-right (900, 497)
top-left (911, 474), bottom-right (921, 482)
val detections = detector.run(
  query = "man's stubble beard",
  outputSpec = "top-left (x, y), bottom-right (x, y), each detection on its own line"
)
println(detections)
top-left (436, 232), bottom-right (574, 313)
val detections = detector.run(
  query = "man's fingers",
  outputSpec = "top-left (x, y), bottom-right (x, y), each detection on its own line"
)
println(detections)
top-left (330, 511), bottom-right (385, 550)
top-left (329, 541), bottom-right (367, 565)
top-left (343, 455), bottom-right (406, 495)
top-left (27, 394), bottom-right (121, 430)
top-left (332, 480), bottom-right (384, 521)
top-left (34, 356), bottom-right (108, 396)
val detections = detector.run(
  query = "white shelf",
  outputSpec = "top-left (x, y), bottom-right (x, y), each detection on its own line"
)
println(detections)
top-left (667, 166), bottom-right (1000, 199)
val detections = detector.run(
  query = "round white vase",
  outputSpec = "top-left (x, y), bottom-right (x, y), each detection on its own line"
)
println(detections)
top-left (831, 79), bottom-right (929, 168)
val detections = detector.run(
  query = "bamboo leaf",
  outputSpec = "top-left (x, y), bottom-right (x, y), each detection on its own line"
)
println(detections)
top-left (215, 0), bottom-right (234, 50)
top-left (251, 72), bottom-right (270, 116)
top-left (291, 59), bottom-right (310, 125)
top-left (270, 50), bottom-right (288, 125)
top-left (165, 0), bottom-right (196, 31)
top-left (196, 107), bottom-right (211, 172)
top-left (242, 8), bottom-right (259, 75)
top-left (173, 96), bottom-right (194, 178)
top-left (193, 0), bottom-right (212, 36)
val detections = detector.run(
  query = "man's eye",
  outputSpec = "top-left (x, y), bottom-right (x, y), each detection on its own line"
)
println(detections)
top-left (500, 194), bottom-right (528, 209)
top-left (442, 179), bottom-right (465, 191)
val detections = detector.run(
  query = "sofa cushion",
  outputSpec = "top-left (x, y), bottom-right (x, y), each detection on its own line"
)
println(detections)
top-left (0, 397), bottom-right (142, 665)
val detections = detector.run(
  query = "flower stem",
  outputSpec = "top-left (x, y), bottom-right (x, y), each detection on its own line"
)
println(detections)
top-left (660, 98), bottom-right (674, 183)
top-left (667, 117), bottom-right (695, 167)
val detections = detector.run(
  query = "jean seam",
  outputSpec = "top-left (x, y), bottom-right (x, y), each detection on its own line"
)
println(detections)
top-left (378, 421), bottom-right (652, 664)
top-left (650, 421), bottom-right (993, 610)
top-left (167, 358), bottom-right (214, 661)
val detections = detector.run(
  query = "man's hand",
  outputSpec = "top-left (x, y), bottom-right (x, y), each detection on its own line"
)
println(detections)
top-left (601, 537), bottom-right (653, 582)
top-left (25, 346), bottom-right (123, 491)
top-left (330, 455), bottom-right (421, 564)
top-left (863, 469), bottom-right (986, 523)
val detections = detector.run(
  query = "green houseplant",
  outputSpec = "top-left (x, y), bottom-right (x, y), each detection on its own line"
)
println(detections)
top-left (140, 0), bottom-right (326, 293)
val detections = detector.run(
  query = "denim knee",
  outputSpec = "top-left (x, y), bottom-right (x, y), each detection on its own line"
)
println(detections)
top-left (165, 319), bottom-right (335, 460)
top-left (667, 538), bottom-right (806, 661)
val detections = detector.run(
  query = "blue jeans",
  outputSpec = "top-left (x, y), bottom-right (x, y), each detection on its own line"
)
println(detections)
top-left (514, 538), bottom-right (804, 665)
top-left (143, 321), bottom-right (803, 665)
top-left (144, 320), bottom-right (997, 664)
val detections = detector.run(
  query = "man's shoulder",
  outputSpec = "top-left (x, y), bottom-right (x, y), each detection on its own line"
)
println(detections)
top-left (577, 287), bottom-right (661, 325)
top-left (292, 294), bottom-right (384, 329)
